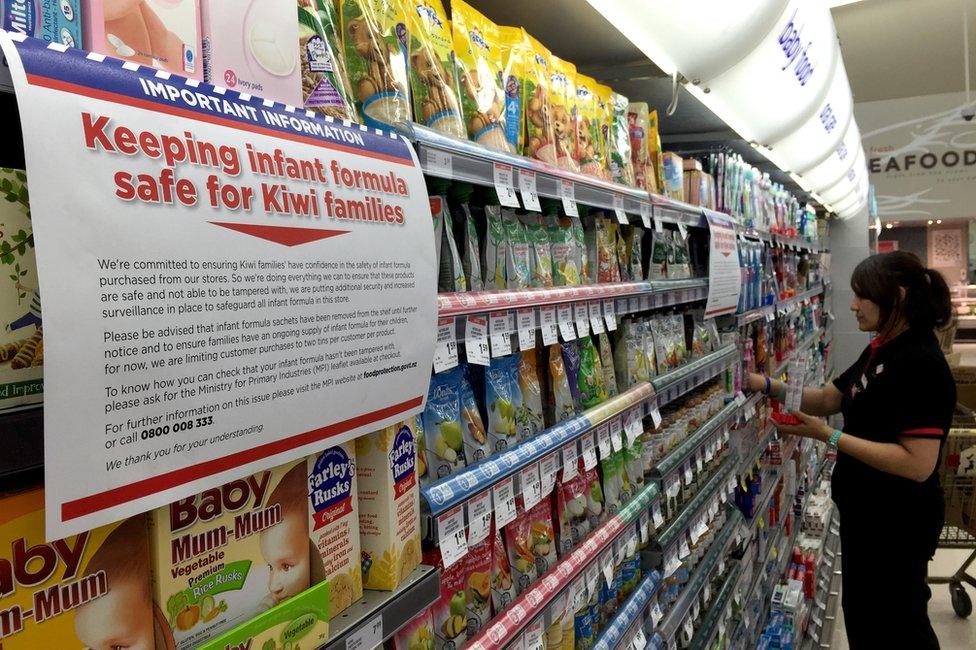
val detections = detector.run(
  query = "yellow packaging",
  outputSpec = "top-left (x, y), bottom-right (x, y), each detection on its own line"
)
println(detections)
top-left (307, 442), bottom-right (362, 619)
top-left (149, 460), bottom-right (310, 649)
top-left (498, 25), bottom-right (527, 154)
top-left (576, 74), bottom-right (602, 179)
top-left (648, 109), bottom-right (665, 194)
top-left (627, 101), bottom-right (651, 190)
top-left (595, 83), bottom-right (614, 181)
top-left (405, 0), bottom-right (466, 138)
top-left (550, 56), bottom-right (579, 172)
top-left (0, 489), bottom-right (161, 649)
top-left (340, 0), bottom-right (412, 129)
top-left (523, 32), bottom-right (557, 164)
top-left (356, 420), bottom-right (422, 591)
top-left (451, 0), bottom-right (512, 153)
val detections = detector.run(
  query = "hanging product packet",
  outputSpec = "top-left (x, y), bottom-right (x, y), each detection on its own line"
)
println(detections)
top-left (549, 55), bottom-right (580, 172)
top-left (519, 213), bottom-right (555, 288)
top-left (484, 353), bottom-right (521, 452)
top-left (482, 201), bottom-right (507, 289)
top-left (577, 336), bottom-right (608, 410)
top-left (673, 231), bottom-right (692, 279)
top-left (546, 209), bottom-right (581, 286)
top-left (639, 319), bottom-right (657, 379)
top-left (648, 109), bottom-right (665, 193)
top-left (609, 92), bottom-right (636, 187)
top-left (452, 0), bottom-right (512, 152)
top-left (560, 340), bottom-right (583, 413)
top-left (600, 451), bottom-right (624, 516)
top-left (576, 74), bottom-right (603, 179)
top-left (422, 366), bottom-right (466, 480)
top-left (505, 498), bottom-right (558, 594)
top-left (548, 344), bottom-right (577, 423)
top-left (340, 0), bottom-right (411, 129)
top-left (405, 0), bottom-right (466, 138)
top-left (463, 538), bottom-right (493, 638)
top-left (629, 225), bottom-right (644, 280)
top-left (460, 366), bottom-right (491, 464)
top-left (569, 216), bottom-right (588, 286)
top-left (595, 83), bottom-right (615, 181)
top-left (299, 0), bottom-right (358, 121)
top-left (503, 210), bottom-right (532, 290)
top-left (597, 333), bottom-right (618, 397)
top-left (556, 463), bottom-right (602, 555)
top-left (498, 25), bottom-right (528, 153)
top-left (627, 102), bottom-right (651, 190)
top-left (450, 183), bottom-right (484, 291)
top-left (423, 546), bottom-right (470, 648)
top-left (623, 439), bottom-right (644, 497)
top-left (518, 348), bottom-right (546, 439)
top-left (391, 606), bottom-right (436, 650)
top-left (523, 32), bottom-right (558, 164)
top-left (648, 228), bottom-right (669, 280)
top-left (491, 523), bottom-right (517, 613)
top-left (429, 182), bottom-right (465, 292)
top-left (593, 216), bottom-right (620, 283)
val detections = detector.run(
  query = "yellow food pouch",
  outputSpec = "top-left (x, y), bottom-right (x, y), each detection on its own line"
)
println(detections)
top-left (405, 0), bottom-right (466, 138)
top-left (498, 25), bottom-right (527, 154)
top-left (576, 74), bottom-right (603, 179)
top-left (648, 109), bottom-right (665, 194)
top-left (549, 55), bottom-right (579, 172)
top-left (595, 83), bottom-right (614, 181)
top-left (523, 31), bottom-right (557, 164)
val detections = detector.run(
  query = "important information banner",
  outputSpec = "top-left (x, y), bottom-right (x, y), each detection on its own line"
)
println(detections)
top-left (1, 35), bottom-right (437, 539)
top-left (704, 213), bottom-right (740, 318)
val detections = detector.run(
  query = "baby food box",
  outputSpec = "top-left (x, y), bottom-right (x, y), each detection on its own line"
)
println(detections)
top-left (82, 0), bottom-right (204, 81)
top-left (197, 580), bottom-right (329, 650)
top-left (356, 420), bottom-right (422, 591)
top-left (307, 442), bottom-right (362, 619)
top-left (148, 459), bottom-right (310, 649)
top-left (200, 0), bottom-right (302, 106)
top-left (0, 169), bottom-right (42, 412)
top-left (0, 489), bottom-right (159, 649)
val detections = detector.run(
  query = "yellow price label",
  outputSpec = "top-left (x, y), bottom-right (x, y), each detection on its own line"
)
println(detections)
top-left (758, 516), bottom-right (765, 529)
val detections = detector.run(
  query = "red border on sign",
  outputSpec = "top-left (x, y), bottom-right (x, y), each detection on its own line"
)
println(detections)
top-left (61, 395), bottom-right (423, 521)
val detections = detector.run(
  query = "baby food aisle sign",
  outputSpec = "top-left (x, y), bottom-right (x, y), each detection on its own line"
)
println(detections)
top-left (0, 34), bottom-right (437, 540)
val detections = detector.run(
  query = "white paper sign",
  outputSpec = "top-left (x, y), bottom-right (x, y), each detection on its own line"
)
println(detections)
top-left (520, 462), bottom-right (543, 511)
top-left (519, 169), bottom-right (541, 211)
top-left (490, 311), bottom-right (513, 357)
top-left (562, 443), bottom-right (579, 481)
top-left (466, 315), bottom-right (491, 366)
top-left (640, 203), bottom-right (651, 228)
top-left (589, 302), bottom-right (605, 334)
top-left (703, 212), bottom-right (741, 319)
top-left (613, 195), bottom-right (628, 224)
top-left (560, 180), bottom-right (578, 216)
top-left (493, 476), bottom-right (518, 529)
top-left (540, 306), bottom-right (559, 345)
top-left (597, 423), bottom-right (612, 458)
top-left (433, 317), bottom-right (458, 373)
top-left (438, 505), bottom-right (468, 569)
top-left (517, 308), bottom-right (536, 350)
top-left (557, 304), bottom-right (576, 341)
top-left (493, 163), bottom-right (520, 207)
top-left (3, 36), bottom-right (438, 538)
top-left (540, 452), bottom-right (558, 496)
top-left (574, 302), bottom-right (590, 337)
top-left (581, 432), bottom-right (598, 471)
top-left (467, 490), bottom-right (493, 546)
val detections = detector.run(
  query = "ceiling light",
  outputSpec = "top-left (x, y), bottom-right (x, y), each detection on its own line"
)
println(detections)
top-left (828, 0), bottom-right (866, 7)
top-left (885, 223), bottom-right (893, 229)
top-left (928, 220), bottom-right (934, 225)
top-left (937, 219), bottom-right (943, 224)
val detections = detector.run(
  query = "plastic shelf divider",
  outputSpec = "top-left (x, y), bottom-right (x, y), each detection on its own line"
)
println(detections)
top-left (689, 562), bottom-right (743, 650)
top-left (593, 570), bottom-right (663, 650)
top-left (650, 399), bottom-right (740, 482)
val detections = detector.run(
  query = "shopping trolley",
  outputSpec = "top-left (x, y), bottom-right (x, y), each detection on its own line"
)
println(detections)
top-left (927, 426), bottom-right (976, 617)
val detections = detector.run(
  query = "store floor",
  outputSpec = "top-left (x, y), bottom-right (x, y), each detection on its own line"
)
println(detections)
top-left (829, 549), bottom-right (976, 648)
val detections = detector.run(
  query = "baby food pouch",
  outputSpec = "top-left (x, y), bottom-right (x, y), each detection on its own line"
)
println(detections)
top-left (307, 442), bottom-right (362, 619)
top-left (451, 0), bottom-right (512, 152)
top-left (648, 109), bottom-right (664, 193)
top-left (623, 439), bottom-right (644, 498)
top-left (594, 216), bottom-right (619, 284)
top-left (560, 340), bottom-right (583, 413)
top-left (549, 55), bottom-right (579, 172)
top-left (450, 183), bottom-right (484, 291)
top-left (600, 452), bottom-right (624, 516)
top-left (422, 366), bottom-right (466, 479)
top-left (356, 420), bottom-right (422, 591)
top-left (406, 0), bottom-right (466, 138)
top-left (546, 212), bottom-right (579, 287)
top-left (639, 319), bottom-right (657, 379)
top-left (569, 216), bottom-right (587, 286)
top-left (482, 203), bottom-right (507, 289)
top-left (597, 332), bottom-right (617, 397)
top-left (392, 606), bottom-right (436, 650)
top-left (595, 83), bottom-right (614, 181)
top-left (523, 32), bottom-right (557, 164)
top-left (463, 537), bottom-right (493, 638)
top-left (577, 335), bottom-right (608, 410)
top-left (505, 498), bottom-right (557, 594)
top-left (498, 25), bottom-right (527, 154)
top-left (520, 213), bottom-right (555, 288)
top-left (627, 102), bottom-right (650, 190)
top-left (298, 0), bottom-right (359, 121)
top-left (0, 489), bottom-right (156, 650)
top-left (484, 354), bottom-right (520, 452)
top-left (672, 231), bottom-right (691, 279)
top-left (340, 0), bottom-right (411, 129)
top-left (149, 460), bottom-right (310, 649)
top-left (555, 464), bottom-right (604, 556)
top-left (430, 191), bottom-right (466, 292)
top-left (576, 74), bottom-right (603, 179)
top-left (628, 225), bottom-right (644, 281)
top-left (460, 367), bottom-right (491, 464)
top-left (490, 523), bottom-right (516, 612)
top-left (423, 544), bottom-right (470, 649)
top-left (517, 347), bottom-right (546, 439)
top-left (649, 228), bottom-right (669, 280)
top-left (503, 210), bottom-right (532, 290)
top-left (548, 344), bottom-right (576, 423)
top-left (0, 169), bottom-right (42, 412)
top-left (609, 92), bottom-right (636, 187)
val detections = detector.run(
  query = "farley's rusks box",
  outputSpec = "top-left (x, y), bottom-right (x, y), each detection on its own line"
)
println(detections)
top-left (148, 460), bottom-right (311, 649)
top-left (0, 489), bottom-right (165, 649)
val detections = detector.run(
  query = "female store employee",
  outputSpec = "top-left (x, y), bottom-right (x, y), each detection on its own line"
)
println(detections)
top-left (747, 251), bottom-right (954, 650)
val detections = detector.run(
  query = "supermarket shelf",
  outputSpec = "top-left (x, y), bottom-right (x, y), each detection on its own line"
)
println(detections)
top-left (736, 426), bottom-right (774, 478)
top-left (652, 457), bottom-right (736, 555)
top-left (421, 383), bottom-right (653, 517)
top-left (690, 562), bottom-right (743, 650)
top-left (321, 565), bottom-right (439, 650)
top-left (466, 481), bottom-right (661, 649)
top-left (735, 227), bottom-right (822, 254)
top-left (740, 469), bottom-right (781, 542)
top-left (773, 330), bottom-right (820, 377)
top-left (593, 570), bottom-right (663, 650)
top-left (0, 405), bottom-right (43, 483)
top-left (651, 344), bottom-right (739, 406)
top-left (649, 399), bottom-right (740, 483)
top-left (736, 284), bottom-right (824, 327)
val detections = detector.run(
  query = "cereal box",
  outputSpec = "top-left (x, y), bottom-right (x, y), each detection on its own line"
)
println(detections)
top-left (197, 580), bottom-right (329, 650)
top-left (307, 442), bottom-right (362, 619)
top-left (148, 460), bottom-right (311, 649)
top-left (356, 421), bottom-right (422, 591)
top-left (0, 489), bottom-right (160, 649)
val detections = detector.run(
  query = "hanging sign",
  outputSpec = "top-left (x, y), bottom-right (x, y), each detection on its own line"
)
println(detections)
top-left (703, 212), bottom-right (741, 318)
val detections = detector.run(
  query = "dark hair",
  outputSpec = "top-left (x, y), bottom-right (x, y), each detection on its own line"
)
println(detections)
top-left (850, 251), bottom-right (953, 333)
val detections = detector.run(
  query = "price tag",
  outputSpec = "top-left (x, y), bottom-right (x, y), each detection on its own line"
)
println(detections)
top-left (570, 576), bottom-right (588, 612)
top-left (540, 452), bottom-right (558, 497)
top-left (562, 443), bottom-right (579, 481)
top-left (609, 417), bottom-right (623, 452)
top-left (639, 511), bottom-right (650, 544)
top-left (718, 559), bottom-right (726, 576)
top-left (689, 518), bottom-right (702, 545)
top-left (597, 424), bottom-right (612, 458)
top-left (640, 203), bottom-right (652, 229)
top-left (765, 308), bottom-right (775, 323)
top-left (652, 502), bottom-right (664, 529)
top-left (517, 308), bottom-right (536, 351)
top-left (425, 148), bottom-right (452, 175)
top-left (668, 636), bottom-right (678, 650)
top-left (465, 316), bottom-right (490, 366)
top-left (649, 404), bottom-right (662, 429)
top-left (683, 462), bottom-right (694, 486)
top-left (581, 432), bottom-right (598, 471)
top-left (704, 441), bottom-right (714, 463)
top-left (664, 548), bottom-right (680, 577)
top-left (654, 212), bottom-right (664, 234)
top-left (437, 505), bottom-right (468, 569)
top-left (684, 616), bottom-right (695, 639)
top-left (466, 490), bottom-right (493, 546)
top-left (585, 563), bottom-right (599, 600)
top-left (650, 602), bottom-right (664, 627)
top-left (557, 304), bottom-right (576, 341)
top-left (347, 615), bottom-right (383, 650)
top-left (600, 551), bottom-right (614, 587)
top-left (523, 619), bottom-right (545, 650)
top-left (613, 195), bottom-right (628, 224)
top-left (492, 476), bottom-right (518, 529)
top-left (603, 299), bottom-right (617, 331)
top-left (589, 302), bottom-right (605, 334)
top-left (519, 169), bottom-right (542, 212)
top-left (695, 452), bottom-right (704, 474)
top-left (520, 462), bottom-right (543, 511)
top-left (540, 306), bottom-right (558, 345)
top-left (693, 517), bottom-right (708, 541)
top-left (560, 179), bottom-right (578, 217)
top-left (624, 409), bottom-right (642, 444)
top-left (677, 222), bottom-right (688, 240)
top-left (493, 163), bottom-right (521, 208)
top-left (703, 584), bottom-right (711, 604)
top-left (433, 317), bottom-right (458, 373)
top-left (678, 537), bottom-right (690, 559)
top-left (633, 627), bottom-right (648, 650)
top-left (574, 302), bottom-right (590, 337)
top-left (625, 529), bottom-right (638, 557)
top-left (490, 311), bottom-right (512, 357)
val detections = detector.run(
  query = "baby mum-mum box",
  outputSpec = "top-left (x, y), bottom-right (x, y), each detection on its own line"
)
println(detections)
top-left (307, 442), bottom-right (362, 618)
top-left (356, 421), bottom-right (422, 590)
top-left (0, 489), bottom-right (162, 649)
top-left (82, 0), bottom-right (204, 80)
top-left (148, 460), bottom-right (311, 649)
top-left (200, 0), bottom-right (303, 106)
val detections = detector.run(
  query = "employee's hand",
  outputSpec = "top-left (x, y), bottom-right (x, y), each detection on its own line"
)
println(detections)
top-left (770, 410), bottom-right (832, 442)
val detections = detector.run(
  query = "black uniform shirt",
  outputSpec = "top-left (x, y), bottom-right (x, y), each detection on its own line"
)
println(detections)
top-left (831, 327), bottom-right (955, 525)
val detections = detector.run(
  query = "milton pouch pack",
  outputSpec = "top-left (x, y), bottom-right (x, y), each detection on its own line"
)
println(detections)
top-left (451, 183), bottom-right (484, 291)
top-left (520, 213), bottom-right (555, 288)
top-left (597, 332), bottom-right (618, 397)
top-left (460, 367), bottom-right (491, 464)
top-left (452, 0), bottom-right (512, 152)
top-left (548, 344), bottom-right (577, 423)
top-left (485, 354), bottom-right (519, 452)
top-left (430, 191), bottom-right (465, 292)
top-left (505, 499), bottom-right (557, 594)
top-left (518, 347), bottom-right (546, 439)
top-left (560, 340), bottom-right (583, 413)
top-left (503, 210), bottom-right (532, 289)
top-left (524, 32), bottom-right (557, 164)
top-left (549, 55), bottom-right (579, 172)
top-left (577, 336), bottom-right (607, 410)
top-left (609, 92), bottom-right (636, 187)
top-left (482, 203), bottom-right (507, 289)
top-left (491, 524), bottom-right (516, 612)
top-left (422, 366), bottom-right (466, 479)
top-left (576, 74), bottom-right (603, 179)
top-left (498, 25), bottom-right (527, 153)
top-left (299, 0), bottom-right (358, 121)
top-left (406, 0), bottom-right (466, 138)
top-left (340, 0), bottom-right (411, 129)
